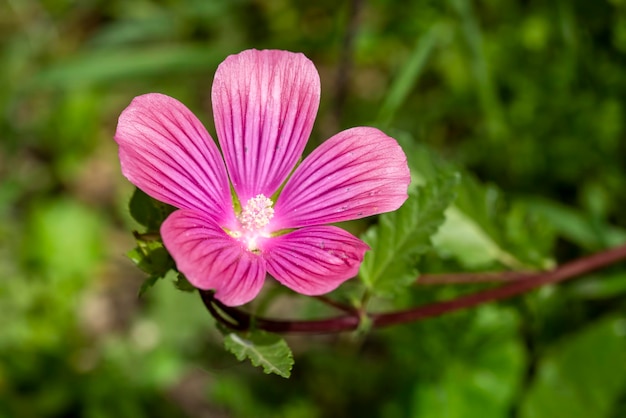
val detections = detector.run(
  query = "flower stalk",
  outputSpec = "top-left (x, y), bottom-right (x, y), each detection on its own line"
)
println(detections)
top-left (201, 243), bottom-right (626, 334)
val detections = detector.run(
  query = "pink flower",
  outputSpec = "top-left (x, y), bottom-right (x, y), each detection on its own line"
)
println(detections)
top-left (115, 49), bottom-right (410, 306)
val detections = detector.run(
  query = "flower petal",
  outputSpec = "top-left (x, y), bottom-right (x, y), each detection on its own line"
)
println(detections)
top-left (272, 127), bottom-right (410, 229)
top-left (161, 209), bottom-right (267, 306)
top-left (115, 93), bottom-right (234, 226)
top-left (261, 226), bottom-right (369, 295)
top-left (211, 49), bottom-right (320, 203)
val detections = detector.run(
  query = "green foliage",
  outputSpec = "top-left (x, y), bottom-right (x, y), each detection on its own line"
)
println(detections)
top-left (173, 273), bottom-right (196, 292)
top-left (3, 199), bottom-right (104, 350)
top-left (128, 241), bottom-right (173, 277)
top-left (411, 311), bottom-right (525, 418)
top-left (129, 188), bottom-right (175, 232)
top-left (223, 331), bottom-right (294, 378)
top-left (520, 317), bottom-right (626, 418)
top-left (570, 272), bottom-right (626, 300)
top-left (128, 239), bottom-right (174, 297)
top-left (360, 172), bottom-right (460, 297)
top-left (23, 198), bottom-right (104, 282)
top-left (395, 132), bottom-right (555, 271)
top-left (127, 188), bottom-right (177, 295)
top-left (377, 23), bottom-right (448, 127)
top-left (3, 0), bottom-right (626, 416)
top-left (525, 197), bottom-right (626, 251)
top-left (33, 46), bottom-right (223, 89)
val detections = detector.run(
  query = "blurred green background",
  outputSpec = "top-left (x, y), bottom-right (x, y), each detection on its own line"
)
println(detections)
top-left (2, 0), bottom-right (626, 417)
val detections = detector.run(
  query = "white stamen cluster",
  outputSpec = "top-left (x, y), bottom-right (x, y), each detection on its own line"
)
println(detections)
top-left (238, 194), bottom-right (274, 232)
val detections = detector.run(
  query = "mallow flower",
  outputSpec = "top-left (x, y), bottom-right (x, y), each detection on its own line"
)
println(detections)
top-left (115, 49), bottom-right (410, 306)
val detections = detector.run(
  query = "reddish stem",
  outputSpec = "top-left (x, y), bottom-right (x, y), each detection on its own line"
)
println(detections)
top-left (416, 271), bottom-right (532, 285)
top-left (200, 244), bottom-right (626, 334)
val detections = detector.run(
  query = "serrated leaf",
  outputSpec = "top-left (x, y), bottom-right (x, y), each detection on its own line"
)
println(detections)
top-left (360, 172), bottom-right (460, 297)
top-left (394, 131), bottom-right (554, 270)
top-left (223, 331), bottom-right (294, 378)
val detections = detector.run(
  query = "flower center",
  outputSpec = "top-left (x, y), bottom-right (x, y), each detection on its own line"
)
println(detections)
top-left (239, 194), bottom-right (274, 231)
top-left (236, 194), bottom-right (274, 252)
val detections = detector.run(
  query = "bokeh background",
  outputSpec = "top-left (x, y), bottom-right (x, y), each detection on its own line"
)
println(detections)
top-left (2, 0), bottom-right (626, 417)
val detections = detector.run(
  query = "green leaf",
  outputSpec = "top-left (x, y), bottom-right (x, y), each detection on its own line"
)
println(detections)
top-left (138, 275), bottom-right (160, 298)
top-left (570, 272), bottom-right (626, 300)
top-left (129, 188), bottom-right (156, 228)
top-left (127, 188), bottom-right (178, 295)
top-left (377, 23), bottom-right (447, 127)
top-left (520, 317), bottom-right (626, 418)
top-left (129, 188), bottom-right (175, 231)
top-left (450, 0), bottom-right (507, 140)
top-left (433, 187), bottom-right (554, 270)
top-left (524, 196), bottom-right (626, 250)
top-left (173, 273), bottom-right (196, 292)
top-left (127, 237), bottom-right (175, 295)
top-left (411, 314), bottom-right (525, 418)
top-left (360, 172), bottom-right (460, 297)
top-left (32, 45), bottom-right (222, 88)
top-left (223, 331), bottom-right (294, 378)
top-left (127, 242), bottom-right (174, 277)
top-left (434, 171), bottom-right (535, 270)
top-left (394, 132), bottom-right (554, 270)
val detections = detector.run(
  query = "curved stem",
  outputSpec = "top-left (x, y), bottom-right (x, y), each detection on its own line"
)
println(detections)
top-left (200, 290), bottom-right (250, 330)
top-left (200, 244), bottom-right (626, 334)
top-left (416, 271), bottom-right (533, 285)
